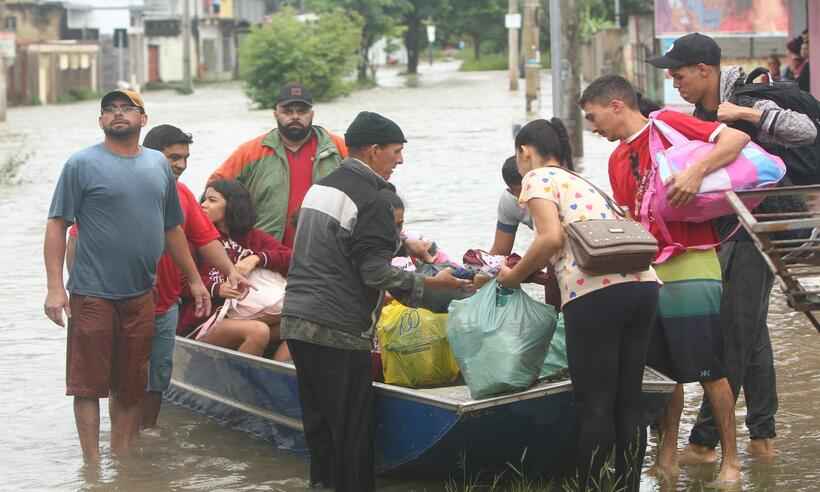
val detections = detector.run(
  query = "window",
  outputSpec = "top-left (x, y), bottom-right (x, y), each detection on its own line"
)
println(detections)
top-left (4, 17), bottom-right (17, 32)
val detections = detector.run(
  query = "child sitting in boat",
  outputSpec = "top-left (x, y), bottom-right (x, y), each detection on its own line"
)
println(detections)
top-left (179, 179), bottom-right (292, 360)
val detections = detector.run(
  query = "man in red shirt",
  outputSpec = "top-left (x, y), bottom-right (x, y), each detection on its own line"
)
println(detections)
top-left (579, 75), bottom-right (750, 485)
top-left (68, 125), bottom-right (247, 430)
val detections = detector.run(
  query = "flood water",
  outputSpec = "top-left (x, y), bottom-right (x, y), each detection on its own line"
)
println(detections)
top-left (1, 63), bottom-right (818, 491)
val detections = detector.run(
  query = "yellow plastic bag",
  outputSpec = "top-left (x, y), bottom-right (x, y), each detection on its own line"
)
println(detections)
top-left (377, 302), bottom-right (460, 388)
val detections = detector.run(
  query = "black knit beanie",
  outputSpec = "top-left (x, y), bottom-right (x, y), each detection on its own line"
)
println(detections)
top-left (344, 111), bottom-right (407, 147)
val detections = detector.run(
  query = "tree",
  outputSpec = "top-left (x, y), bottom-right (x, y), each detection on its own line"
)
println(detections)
top-left (308, 0), bottom-right (401, 83)
top-left (391, 0), bottom-right (447, 75)
top-left (441, 0), bottom-right (506, 60)
top-left (240, 9), bottom-right (362, 107)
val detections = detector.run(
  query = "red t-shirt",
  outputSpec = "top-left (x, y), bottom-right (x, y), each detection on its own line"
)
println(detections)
top-left (70, 181), bottom-right (220, 314)
top-left (283, 134), bottom-right (318, 248)
top-left (609, 109), bottom-right (725, 258)
top-left (153, 182), bottom-right (220, 314)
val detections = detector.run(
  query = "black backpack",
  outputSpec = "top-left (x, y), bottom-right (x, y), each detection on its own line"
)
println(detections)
top-left (730, 67), bottom-right (820, 185)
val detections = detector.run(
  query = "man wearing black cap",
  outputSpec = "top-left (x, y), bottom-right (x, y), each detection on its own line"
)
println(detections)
top-left (648, 32), bottom-right (817, 462)
top-left (44, 91), bottom-right (214, 462)
top-left (280, 111), bottom-right (470, 491)
top-left (209, 82), bottom-right (348, 249)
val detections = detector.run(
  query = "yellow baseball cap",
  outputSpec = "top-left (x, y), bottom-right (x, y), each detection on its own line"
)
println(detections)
top-left (101, 89), bottom-right (145, 110)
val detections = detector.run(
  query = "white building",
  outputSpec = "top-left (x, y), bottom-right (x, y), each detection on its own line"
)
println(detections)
top-left (64, 0), bottom-right (147, 90)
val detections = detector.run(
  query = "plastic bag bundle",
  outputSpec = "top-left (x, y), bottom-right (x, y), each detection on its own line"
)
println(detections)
top-left (377, 302), bottom-right (460, 388)
top-left (448, 280), bottom-right (557, 399)
top-left (540, 313), bottom-right (568, 380)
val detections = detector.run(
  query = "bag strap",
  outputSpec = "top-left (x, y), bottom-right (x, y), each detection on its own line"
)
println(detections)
top-left (556, 167), bottom-right (627, 218)
top-left (187, 299), bottom-right (233, 340)
top-left (648, 110), bottom-right (692, 147)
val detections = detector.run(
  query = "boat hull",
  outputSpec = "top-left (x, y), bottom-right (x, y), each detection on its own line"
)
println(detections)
top-left (166, 337), bottom-right (674, 477)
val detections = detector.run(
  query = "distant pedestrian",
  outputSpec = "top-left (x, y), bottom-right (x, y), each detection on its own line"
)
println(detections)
top-left (798, 30), bottom-right (810, 92)
top-left (44, 90), bottom-right (213, 462)
top-left (280, 111), bottom-right (470, 491)
top-left (647, 31), bottom-right (816, 463)
top-left (783, 34), bottom-right (806, 81)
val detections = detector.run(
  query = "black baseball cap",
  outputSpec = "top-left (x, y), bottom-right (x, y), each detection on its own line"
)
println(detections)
top-left (275, 83), bottom-right (313, 106)
top-left (647, 32), bottom-right (721, 69)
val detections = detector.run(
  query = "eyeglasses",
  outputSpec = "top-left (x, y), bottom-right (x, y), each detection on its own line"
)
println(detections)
top-left (102, 105), bottom-right (142, 115)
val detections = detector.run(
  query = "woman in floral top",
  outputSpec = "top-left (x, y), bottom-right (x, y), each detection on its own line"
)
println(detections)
top-left (497, 118), bottom-right (660, 492)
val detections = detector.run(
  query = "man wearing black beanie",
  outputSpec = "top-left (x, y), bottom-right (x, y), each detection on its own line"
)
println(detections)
top-left (280, 111), bottom-right (470, 491)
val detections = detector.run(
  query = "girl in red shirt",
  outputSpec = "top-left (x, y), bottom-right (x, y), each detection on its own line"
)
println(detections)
top-left (180, 180), bottom-right (292, 360)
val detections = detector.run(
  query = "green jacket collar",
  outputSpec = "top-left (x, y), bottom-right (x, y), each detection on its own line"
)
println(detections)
top-left (261, 125), bottom-right (338, 156)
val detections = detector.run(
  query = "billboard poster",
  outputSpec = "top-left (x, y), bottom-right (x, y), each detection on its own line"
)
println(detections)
top-left (654, 0), bottom-right (790, 37)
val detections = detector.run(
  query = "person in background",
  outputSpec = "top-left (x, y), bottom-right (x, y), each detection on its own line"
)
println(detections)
top-left (797, 30), bottom-right (810, 92)
top-left (44, 90), bottom-right (213, 462)
top-left (183, 179), bottom-right (292, 360)
top-left (580, 74), bottom-right (750, 484)
top-left (766, 54), bottom-right (782, 83)
top-left (280, 111), bottom-right (470, 491)
top-left (496, 118), bottom-right (660, 492)
top-left (783, 34), bottom-right (806, 81)
top-left (648, 31), bottom-right (816, 463)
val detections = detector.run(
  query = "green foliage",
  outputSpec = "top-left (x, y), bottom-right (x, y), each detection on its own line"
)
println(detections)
top-left (56, 88), bottom-right (100, 104)
top-left (458, 51), bottom-right (507, 72)
top-left (307, 0), bottom-right (403, 82)
top-left (440, 0), bottom-right (506, 60)
top-left (239, 8), bottom-right (362, 108)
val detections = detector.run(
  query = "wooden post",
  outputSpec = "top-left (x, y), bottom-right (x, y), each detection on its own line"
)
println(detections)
top-left (551, 0), bottom-right (583, 157)
top-left (523, 0), bottom-right (540, 117)
top-left (182, 0), bottom-right (194, 93)
top-left (508, 0), bottom-right (519, 91)
top-left (0, 57), bottom-right (6, 122)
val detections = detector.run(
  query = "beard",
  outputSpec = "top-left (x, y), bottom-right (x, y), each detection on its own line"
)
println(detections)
top-left (103, 120), bottom-right (141, 139)
top-left (278, 120), bottom-right (312, 142)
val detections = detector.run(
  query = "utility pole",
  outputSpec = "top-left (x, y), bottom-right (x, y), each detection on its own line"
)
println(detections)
top-left (522, 0), bottom-right (540, 117)
top-left (0, 57), bottom-right (6, 122)
top-left (549, 0), bottom-right (583, 157)
top-left (182, 0), bottom-right (194, 94)
top-left (507, 0), bottom-right (520, 91)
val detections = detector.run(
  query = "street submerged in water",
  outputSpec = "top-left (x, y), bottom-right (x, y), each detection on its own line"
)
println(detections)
top-left (2, 63), bottom-right (819, 491)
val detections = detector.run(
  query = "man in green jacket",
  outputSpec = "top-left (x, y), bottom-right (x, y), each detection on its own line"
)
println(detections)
top-left (209, 83), bottom-right (348, 248)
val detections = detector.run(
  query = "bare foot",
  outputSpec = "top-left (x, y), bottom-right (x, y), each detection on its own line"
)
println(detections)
top-left (679, 443), bottom-right (719, 465)
top-left (747, 438), bottom-right (777, 460)
top-left (646, 462), bottom-right (680, 481)
top-left (712, 459), bottom-right (742, 486)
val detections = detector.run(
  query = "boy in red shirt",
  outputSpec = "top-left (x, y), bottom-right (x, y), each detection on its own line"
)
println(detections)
top-left (579, 75), bottom-right (750, 484)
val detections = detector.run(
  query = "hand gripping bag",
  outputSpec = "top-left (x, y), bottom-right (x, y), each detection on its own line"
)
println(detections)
top-left (192, 269), bottom-right (286, 340)
top-left (377, 302), bottom-right (460, 388)
top-left (642, 109), bottom-right (786, 262)
top-left (447, 280), bottom-right (557, 399)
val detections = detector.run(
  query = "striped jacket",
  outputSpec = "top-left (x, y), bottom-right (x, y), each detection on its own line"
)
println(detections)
top-left (281, 159), bottom-right (424, 350)
top-left (209, 126), bottom-right (347, 241)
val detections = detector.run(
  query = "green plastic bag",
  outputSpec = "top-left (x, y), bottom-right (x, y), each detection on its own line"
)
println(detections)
top-left (447, 279), bottom-right (557, 399)
top-left (540, 313), bottom-right (568, 380)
